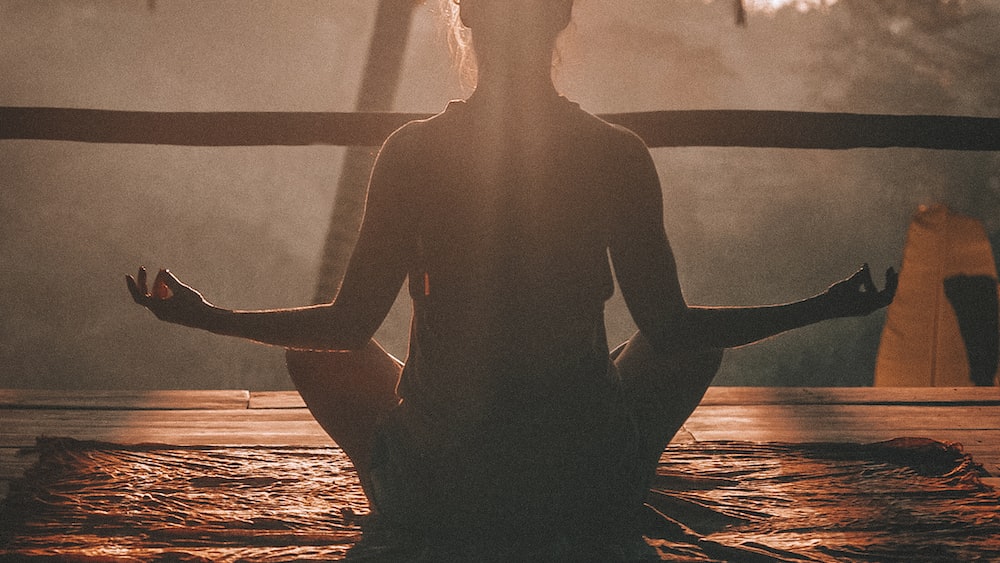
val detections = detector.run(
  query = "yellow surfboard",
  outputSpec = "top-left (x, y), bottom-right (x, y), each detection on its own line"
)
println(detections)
top-left (875, 204), bottom-right (999, 387)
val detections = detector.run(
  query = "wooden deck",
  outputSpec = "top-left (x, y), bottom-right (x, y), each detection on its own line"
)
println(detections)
top-left (3, 386), bottom-right (1000, 501)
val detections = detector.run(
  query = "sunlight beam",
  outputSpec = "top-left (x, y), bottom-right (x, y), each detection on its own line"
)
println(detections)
top-left (745, 0), bottom-right (838, 12)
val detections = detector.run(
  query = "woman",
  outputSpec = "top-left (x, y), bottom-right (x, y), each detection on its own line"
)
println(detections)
top-left (128, 0), bottom-right (896, 557)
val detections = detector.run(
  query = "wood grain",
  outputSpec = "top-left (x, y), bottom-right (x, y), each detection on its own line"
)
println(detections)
top-left (1, 388), bottom-right (997, 483)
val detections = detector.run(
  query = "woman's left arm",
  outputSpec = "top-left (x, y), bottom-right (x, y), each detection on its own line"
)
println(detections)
top-left (608, 129), bottom-right (897, 354)
top-left (683, 263), bottom-right (897, 350)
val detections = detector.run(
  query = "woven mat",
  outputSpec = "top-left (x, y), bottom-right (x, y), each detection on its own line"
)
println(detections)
top-left (1, 437), bottom-right (998, 562)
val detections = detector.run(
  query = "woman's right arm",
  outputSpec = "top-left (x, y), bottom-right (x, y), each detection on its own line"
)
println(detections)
top-left (126, 267), bottom-right (389, 351)
top-left (126, 127), bottom-right (419, 352)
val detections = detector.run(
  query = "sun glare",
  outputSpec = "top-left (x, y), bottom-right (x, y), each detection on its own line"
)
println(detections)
top-left (745, 0), bottom-right (838, 12)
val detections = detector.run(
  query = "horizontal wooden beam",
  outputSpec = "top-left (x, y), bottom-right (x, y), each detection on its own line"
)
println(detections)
top-left (0, 107), bottom-right (424, 148)
top-left (608, 110), bottom-right (1000, 151)
top-left (1, 106), bottom-right (998, 150)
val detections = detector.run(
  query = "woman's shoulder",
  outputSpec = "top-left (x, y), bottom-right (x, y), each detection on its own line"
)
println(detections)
top-left (377, 101), bottom-right (464, 156)
top-left (557, 100), bottom-right (650, 153)
top-left (381, 98), bottom-right (650, 161)
top-left (398, 100), bottom-right (468, 132)
top-left (592, 116), bottom-right (650, 156)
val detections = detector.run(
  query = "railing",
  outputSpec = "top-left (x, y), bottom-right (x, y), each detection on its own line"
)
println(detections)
top-left (2, 107), bottom-right (998, 150)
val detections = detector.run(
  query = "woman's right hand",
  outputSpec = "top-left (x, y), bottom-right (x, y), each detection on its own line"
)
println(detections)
top-left (126, 267), bottom-right (213, 329)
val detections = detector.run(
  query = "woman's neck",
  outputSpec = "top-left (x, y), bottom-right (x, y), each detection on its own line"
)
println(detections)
top-left (467, 38), bottom-right (561, 112)
top-left (468, 65), bottom-right (561, 112)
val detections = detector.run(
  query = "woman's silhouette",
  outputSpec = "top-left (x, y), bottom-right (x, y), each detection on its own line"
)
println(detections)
top-left (128, 0), bottom-right (896, 556)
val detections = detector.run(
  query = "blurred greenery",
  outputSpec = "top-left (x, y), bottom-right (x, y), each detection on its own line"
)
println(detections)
top-left (1, 0), bottom-right (996, 389)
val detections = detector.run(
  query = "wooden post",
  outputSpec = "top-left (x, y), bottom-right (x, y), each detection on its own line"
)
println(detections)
top-left (736, 0), bottom-right (747, 27)
top-left (313, 0), bottom-right (417, 303)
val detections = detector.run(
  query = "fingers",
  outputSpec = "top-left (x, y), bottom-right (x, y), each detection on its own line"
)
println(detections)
top-left (835, 263), bottom-right (898, 315)
top-left (126, 267), bottom-right (150, 304)
top-left (886, 267), bottom-right (899, 289)
top-left (880, 267), bottom-right (899, 306)
top-left (127, 266), bottom-right (178, 305)
top-left (859, 263), bottom-right (877, 294)
top-left (125, 274), bottom-right (145, 304)
top-left (152, 269), bottom-right (174, 300)
top-left (159, 269), bottom-right (185, 293)
top-left (883, 267), bottom-right (898, 291)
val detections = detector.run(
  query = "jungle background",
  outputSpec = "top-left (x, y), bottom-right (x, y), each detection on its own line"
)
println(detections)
top-left (2, 0), bottom-right (998, 389)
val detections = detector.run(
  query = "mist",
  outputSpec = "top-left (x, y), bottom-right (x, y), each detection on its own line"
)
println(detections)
top-left (2, 0), bottom-right (998, 390)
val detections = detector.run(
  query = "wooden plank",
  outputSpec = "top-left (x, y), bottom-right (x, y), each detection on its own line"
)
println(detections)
top-left (700, 386), bottom-right (1000, 406)
top-left (1, 389), bottom-right (998, 477)
top-left (0, 407), bottom-right (316, 424)
top-left (0, 425), bottom-right (334, 448)
top-left (4, 399), bottom-right (999, 440)
top-left (0, 389), bottom-right (250, 410)
top-left (0, 107), bottom-right (424, 147)
top-left (3, 388), bottom-right (997, 409)
top-left (0, 407), bottom-right (333, 448)
top-left (3, 107), bottom-right (998, 150)
top-left (249, 390), bottom-right (306, 409)
top-left (252, 387), bottom-right (1000, 410)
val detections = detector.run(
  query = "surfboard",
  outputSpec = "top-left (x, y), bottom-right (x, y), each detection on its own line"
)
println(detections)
top-left (875, 204), bottom-right (999, 387)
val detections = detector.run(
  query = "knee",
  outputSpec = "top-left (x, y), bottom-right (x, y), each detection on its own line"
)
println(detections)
top-left (285, 343), bottom-right (401, 399)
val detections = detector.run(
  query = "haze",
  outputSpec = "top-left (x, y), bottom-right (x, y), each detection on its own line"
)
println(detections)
top-left (1, 0), bottom-right (997, 390)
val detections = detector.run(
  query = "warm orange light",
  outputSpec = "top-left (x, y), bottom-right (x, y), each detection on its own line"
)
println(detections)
top-left (744, 0), bottom-right (838, 12)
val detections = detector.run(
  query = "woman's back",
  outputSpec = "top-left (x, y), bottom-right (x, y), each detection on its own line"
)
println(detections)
top-left (387, 95), bottom-right (644, 425)
top-left (365, 96), bottom-right (647, 544)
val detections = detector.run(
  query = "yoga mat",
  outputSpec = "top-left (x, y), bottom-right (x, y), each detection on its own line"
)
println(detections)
top-left (2, 437), bottom-right (998, 561)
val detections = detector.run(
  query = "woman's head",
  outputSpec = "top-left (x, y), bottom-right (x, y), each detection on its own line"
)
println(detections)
top-left (441, 0), bottom-right (574, 89)
top-left (457, 0), bottom-right (572, 36)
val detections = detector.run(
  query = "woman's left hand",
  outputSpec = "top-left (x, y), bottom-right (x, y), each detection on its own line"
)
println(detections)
top-left (824, 263), bottom-right (898, 318)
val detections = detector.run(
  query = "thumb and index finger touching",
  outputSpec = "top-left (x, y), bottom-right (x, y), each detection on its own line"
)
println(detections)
top-left (126, 267), bottom-right (182, 304)
top-left (829, 263), bottom-right (899, 316)
top-left (854, 263), bottom-right (898, 297)
top-left (152, 269), bottom-right (180, 300)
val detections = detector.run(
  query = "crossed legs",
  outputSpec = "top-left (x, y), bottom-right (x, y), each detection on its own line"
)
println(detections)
top-left (613, 332), bottom-right (724, 489)
top-left (285, 333), bottom-right (723, 512)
